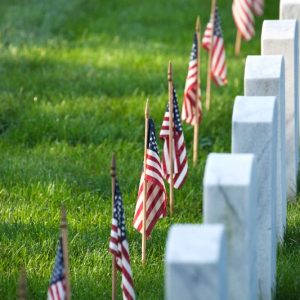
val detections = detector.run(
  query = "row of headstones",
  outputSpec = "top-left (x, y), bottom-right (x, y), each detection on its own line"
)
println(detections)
top-left (165, 1), bottom-right (300, 300)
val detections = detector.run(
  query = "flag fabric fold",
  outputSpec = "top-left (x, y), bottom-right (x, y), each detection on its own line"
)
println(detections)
top-left (202, 7), bottom-right (228, 87)
top-left (109, 180), bottom-right (135, 300)
top-left (182, 33), bottom-right (202, 126)
top-left (133, 119), bottom-right (167, 238)
top-left (47, 238), bottom-right (66, 300)
top-left (160, 87), bottom-right (188, 189)
top-left (232, 0), bottom-right (255, 41)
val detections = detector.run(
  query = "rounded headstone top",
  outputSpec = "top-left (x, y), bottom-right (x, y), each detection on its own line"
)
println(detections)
top-left (262, 20), bottom-right (298, 40)
top-left (166, 224), bottom-right (225, 264)
top-left (232, 96), bottom-right (277, 124)
top-left (203, 153), bottom-right (256, 187)
top-left (245, 55), bottom-right (284, 79)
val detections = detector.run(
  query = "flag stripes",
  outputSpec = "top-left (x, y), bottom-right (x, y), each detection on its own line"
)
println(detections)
top-left (253, 0), bottom-right (264, 16)
top-left (47, 238), bottom-right (66, 300)
top-left (202, 7), bottom-right (228, 86)
top-left (160, 87), bottom-right (188, 189)
top-left (232, 0), bottom-right (255, 41)
top-left (133, 119), bottom-right (167, 238)
top-left (182, 33), bottom-right (202, 126)
top-left (109, 180), bottom-right (135, 300)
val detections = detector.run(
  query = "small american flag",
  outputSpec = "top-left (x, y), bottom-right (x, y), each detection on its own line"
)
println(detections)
top-left (253, 0), bottom-right (264, 16)
top-left (232, 0), bottom-right (255, 41)
top-left (182, 33), bottom-right (202, 126)
top-left (202, 7), bottom-right (228, 87)
top-left (133, 118), bottom-right (167, 237)
top-left (47, 238), bottom-right (66, 300)
top-left (109, 180), bottom-right (135, 300)
top-left (160, 86), bottom-right (188, 189)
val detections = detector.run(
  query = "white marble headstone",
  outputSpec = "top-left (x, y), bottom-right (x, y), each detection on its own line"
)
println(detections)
top-left (165, 224), bottom-right (228, 300)
top-left (232, 96), bottom-right (277, 300)
top-left (203, 153), bottom-right (258, 300)
top-left (261, 20), bottom-right (299, 199)
top-left (244, 55), bottom-right (286, 242)
top-left (280, 1), bottom-right (300, 145)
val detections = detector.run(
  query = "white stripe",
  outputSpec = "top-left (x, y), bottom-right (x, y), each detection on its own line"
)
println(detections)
top-left (174, 163), bottom-right (188, 188)
top-left (50, 285), bottom-right (58, 300)
top-left (146, 158), bottom-right (163, 175)
top-left (110, 229), bottom-right (118, 239)
top-left (122, 275), bottom-right (135, 299)
top-left (146, 189), bottom-right (165, 227)
top-left (212, 39), bottom-right (223, 71)
top-left (180, 148), bottom-right (187, 163)
top-left (109, 242), bottom-right (119, 252)
top-left (133, 183), bottom-right (162, 230)
top-left (57, 281), bottom-right (65, 300)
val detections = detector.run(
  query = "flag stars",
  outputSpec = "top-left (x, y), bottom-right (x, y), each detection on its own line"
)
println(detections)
top-left (148, 119), bottom-right (159, 155)
top-left (214, 7), bottom-right (223, 37)
top-left (112, 180), bottom-right (128, 241)
top-left (190, 33), bottom-right (198, 61)
top-left (49, 238), bottom-right (65, 285)
top-left (172, 88), bottom-right (183, 133)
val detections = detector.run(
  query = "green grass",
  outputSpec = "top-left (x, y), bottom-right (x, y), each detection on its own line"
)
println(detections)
top-left (0, 0), bottom-right (298, 299)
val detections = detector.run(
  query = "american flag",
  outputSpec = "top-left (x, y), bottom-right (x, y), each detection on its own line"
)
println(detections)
top-left (160, 86), bottom-right (188, 189)
top-left (182, 33), bottom-right (202, 126)
top-left (202, 7), bottom-right (228, 87)
top-left (133, 118), bottom-right (167, 238)
top-left (47, 238), bottom-right (66, 300)
top-left (232, 0), bottom-right (255, 41)
top-left (252, 0), bottom-right (264, 16)
top-left (109, 180), bottom-right (135, 300)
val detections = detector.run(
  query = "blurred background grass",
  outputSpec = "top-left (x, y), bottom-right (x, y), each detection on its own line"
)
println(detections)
top-left (0, 0), bottom-right (298, 299)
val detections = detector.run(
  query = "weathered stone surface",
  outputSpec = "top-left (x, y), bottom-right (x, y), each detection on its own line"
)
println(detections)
top-left (165, 224), bottom-right (227, 300)
top-left (262, 20), bottom-right (299, 199)
top-left (244, 55), bottom-right (286, 242)
top-left (203, 153), bottom-right (258, 300)
top-left (232, 96), bottom-right (277, 300)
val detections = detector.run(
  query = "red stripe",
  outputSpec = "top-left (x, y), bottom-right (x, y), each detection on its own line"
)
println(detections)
top-left (146, 205), bottom-right (165, 236)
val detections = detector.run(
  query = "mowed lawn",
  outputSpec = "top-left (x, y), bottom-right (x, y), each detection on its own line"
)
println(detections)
top-left (0, 0), bottom-right (299, 299)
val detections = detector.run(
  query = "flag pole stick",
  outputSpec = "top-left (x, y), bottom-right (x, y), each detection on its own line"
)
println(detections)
top-left (193, 16), bottom-right (201, 167)
top-left (235, 30), bottom-right (242, 56)
top-left (205, 0), bottom-right (216, 111)
top-left (168, 62), bottom-right (174, 216)
top-left (61, 206), bottom-right (71, 300)
top-left (17, 267), bottom-right (26, 300)
top-left (111, 154), bottom-right (117, 300)
top-left (142, 99), bottom-right (149, 264)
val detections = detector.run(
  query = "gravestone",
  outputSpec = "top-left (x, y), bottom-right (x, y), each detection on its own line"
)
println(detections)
top-left (261, 20), bottom-right (299, 199)
top-left (232, 96), bottom-right (277, 300)
top-left (203, 153), bottom-right (258, 300)
top-left (280, 0), bottom-right (300, 138)
top-left (165, 224), bottom-right (227, 300)
top-left (244, 55), bottom-right (286, 242)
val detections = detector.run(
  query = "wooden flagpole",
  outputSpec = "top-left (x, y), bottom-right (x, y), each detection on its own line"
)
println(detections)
top-left (17, 267), bottom-right (26, 300)
top-left (205, 0), bottom-right (217, 111)
top-left (193, 16), bottom-right (201, 167)
top-left (142, 99), bottom-right (149, 264)
top-left (111, 154), bottom-right (117, 300)
top-left (61, 206), bottom-right (71, 300)
top-left (168, 62), bottom-right (174, 216)
top-left (235, 30), bottom-right (242, 56)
